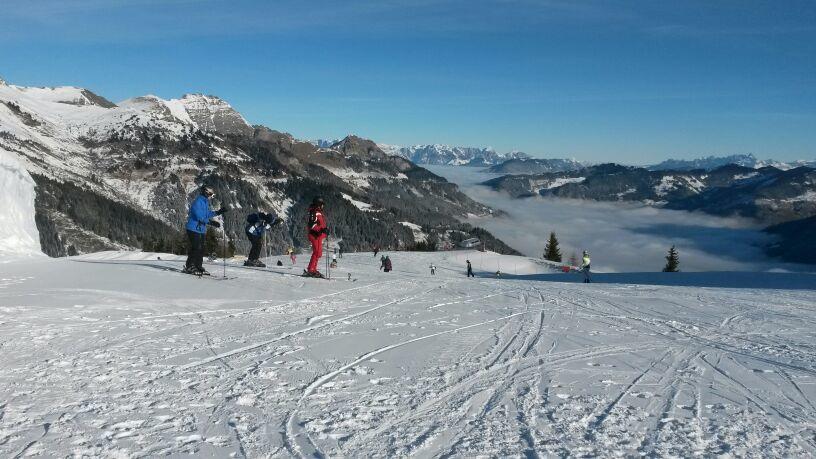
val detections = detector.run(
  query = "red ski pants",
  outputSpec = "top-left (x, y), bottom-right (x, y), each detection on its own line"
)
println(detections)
top-left (308, 234), bottom-right (325, 273)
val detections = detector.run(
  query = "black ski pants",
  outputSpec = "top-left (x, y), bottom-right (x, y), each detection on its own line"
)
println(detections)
top-left (186, 230), bottom-right (206, 271)
top-left (247, 231), bottom-right (263, 261)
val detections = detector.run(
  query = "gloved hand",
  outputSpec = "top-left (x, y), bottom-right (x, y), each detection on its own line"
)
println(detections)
top-left (216, 206), bottom-right (229, 215)
top-left (208, 220), bottom-right (221, 228)
top-left (272, 217), bottom-right (284, 226)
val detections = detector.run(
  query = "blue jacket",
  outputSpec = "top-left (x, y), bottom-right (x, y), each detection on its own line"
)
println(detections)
top-left (245, 212), bottom-right (278, 237)
top-left (185, 195), bottom-right (217, 234)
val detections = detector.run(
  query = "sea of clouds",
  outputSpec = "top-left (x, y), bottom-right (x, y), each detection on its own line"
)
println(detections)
top-left (426, 165), bottom-right (808, 273)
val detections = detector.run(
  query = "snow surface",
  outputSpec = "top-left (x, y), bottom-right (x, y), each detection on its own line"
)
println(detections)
top-left (0, 150), bottom-right (42, 258)
top-left (341, 193), bottom-right (373, 211)
top-left (1, 250), bottom-right (815, 457)
top-left (544, 176), bottom-right (585, 190)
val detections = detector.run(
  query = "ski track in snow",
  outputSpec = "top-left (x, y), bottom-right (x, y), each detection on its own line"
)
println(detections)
top-left (0, 251), bottom-right (815, 457)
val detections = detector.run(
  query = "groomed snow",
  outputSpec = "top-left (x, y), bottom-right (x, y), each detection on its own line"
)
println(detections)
top-left (0, 250), bottom-right (814, 457)
top-left (0, 150), bottom-right (42, 258)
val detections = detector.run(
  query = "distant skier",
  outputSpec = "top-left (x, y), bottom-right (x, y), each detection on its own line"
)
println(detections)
top-left (244, 211), bottom-right (281, 267)
top-left (183, 185), bottom-right (227, 275)
top-left (304, 197), bottom-right (328, 278)
top-left (373, 245), bottom-right (380, 257)
top-left (330, 253), bottom-right (338, 268)
top-left (287, 247), bottom-right (296, 265)
top-left (338, 246), bottom-right (343, 259)
top-left (383, 255), bottom-right (393, 273)
top-left (580, 250), bottom-right (592, 283)
top-left (430, 264), bottom-right (436, 275)
top-left (466, 260), bottom-right (474, 278)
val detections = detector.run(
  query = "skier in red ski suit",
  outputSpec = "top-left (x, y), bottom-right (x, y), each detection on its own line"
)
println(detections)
top-left (306, 197), bottom-right (328, 277)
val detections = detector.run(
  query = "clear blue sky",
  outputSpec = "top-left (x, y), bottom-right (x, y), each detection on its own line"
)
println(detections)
top-left (1, 0), bottom-right (814, 163)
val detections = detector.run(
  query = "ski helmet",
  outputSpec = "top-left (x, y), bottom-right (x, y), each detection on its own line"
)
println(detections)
top-left (202, 185), bottom-right (215, 197)
top-left (583, 250), bottom-right (589, 256)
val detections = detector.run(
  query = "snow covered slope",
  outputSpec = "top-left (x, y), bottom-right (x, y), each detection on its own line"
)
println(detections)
top-left (1, 250), bottom-right (814, 457)
top-left (0, 150), bottom-right (42, 257)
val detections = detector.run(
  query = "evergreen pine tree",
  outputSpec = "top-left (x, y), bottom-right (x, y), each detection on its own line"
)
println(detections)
top-left (663, 245), bottom-right (680, 272)
top-left (543, 232), bottom-right (562, 262)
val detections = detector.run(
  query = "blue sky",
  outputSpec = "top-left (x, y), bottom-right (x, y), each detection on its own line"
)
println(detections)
top-left (1, 0), bottom-right (814, 163)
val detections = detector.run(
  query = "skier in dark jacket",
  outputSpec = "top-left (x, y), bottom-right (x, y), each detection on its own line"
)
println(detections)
top-left (305, 197), bottom-right (328, 277)
top-left (244, 211), bottom-right (282, 267)
top-left (184, 185), bottom-right (227, 275)
top-left (466, 259), bottom-right (474, 278)
top-left (383, 255), bottom-right (392, 272)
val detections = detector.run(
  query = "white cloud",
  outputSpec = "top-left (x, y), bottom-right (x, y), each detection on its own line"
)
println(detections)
top-left (427, 165), bottom-right (808, 273)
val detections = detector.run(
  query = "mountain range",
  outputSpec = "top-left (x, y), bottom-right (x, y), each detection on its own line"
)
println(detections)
top-left (483, 163), bottom-right (816, 263)
top-left (486, 157), bottom-right (586, 174)
top-left (484, 163), bottom-right (816, 225)
top-left (314, 141), bottom-right (530, 167)
top-left (0, 80), bottom-right (517, 257)
top-left (648, 153), bottom-right (816, 172)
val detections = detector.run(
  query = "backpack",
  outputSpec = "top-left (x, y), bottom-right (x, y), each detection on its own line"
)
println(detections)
top-left (307, 207), bottom-right (318, 228)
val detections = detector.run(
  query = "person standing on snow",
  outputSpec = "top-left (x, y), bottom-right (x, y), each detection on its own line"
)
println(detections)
top-left (244, 211), bottom-right (282, 267)
top-left (287, 247), bottom-right (296, 265)
top-left (373, 245), bottom-right (380, 257)
top-left (184, 185), bottom-right (228, 275)
top-left (305, 197), bottom-right (328, 278)
top-left (580, 250), bottom-right (592, 283)
top-left (430, 264), bottom-right (436, 275)
top-left (466, 260), bottom-right (474, 278)
top-left (383, 255), bottom-right (393, 272)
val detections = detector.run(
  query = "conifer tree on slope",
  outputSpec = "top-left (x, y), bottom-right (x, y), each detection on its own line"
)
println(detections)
top-left (663, 245), bottom-right (680, 272)
top-left (544, 232), bottom-right (562, 263)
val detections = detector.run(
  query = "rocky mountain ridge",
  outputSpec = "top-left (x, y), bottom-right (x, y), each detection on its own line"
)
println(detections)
top-left (0, 79), bottom-right (517, 257)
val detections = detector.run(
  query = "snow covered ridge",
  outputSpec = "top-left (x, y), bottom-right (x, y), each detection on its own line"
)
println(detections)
top-left (1, 250), bottom-right (815, 456)
top-left (0, 78), bottom-right (503, 258)
top-left (373, 143), bottom-right (530, 166)
top-left (486, 162), bottom-right (816, 227)
top-left (649, 153), bottom-right (816, 172)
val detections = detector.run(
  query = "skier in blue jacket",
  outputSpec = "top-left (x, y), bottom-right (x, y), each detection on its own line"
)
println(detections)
top-left (244, 211), bottom-right (283, 267)
top-left (183, 185), bottom-right (228, 275)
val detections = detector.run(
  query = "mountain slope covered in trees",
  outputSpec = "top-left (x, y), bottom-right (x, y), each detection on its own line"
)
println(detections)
top-left (0, 80), bottom-right (516, 257)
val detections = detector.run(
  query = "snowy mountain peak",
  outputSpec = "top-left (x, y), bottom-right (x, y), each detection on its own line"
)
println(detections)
top-left (0, 76), bottom-right (6, 86)
top-left (649, 153), bottom-right (816, 172)
top-left (377, 143), bottom-right (529, 167)
top-left (176, 93), bottom-right (252, 136)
